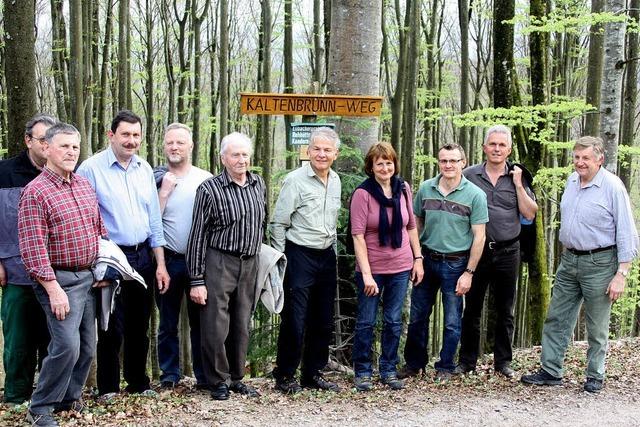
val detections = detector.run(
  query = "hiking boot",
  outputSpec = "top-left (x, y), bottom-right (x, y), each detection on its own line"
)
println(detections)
top-left (584, 377), bottom-right (603, 393)
top-left (354, 376), bottom-right (373, 392)
top-left (453, 363), bottom-right (475, 375)
top-left (301, 374), bottom-right (340, 392)
top-left (521, 369), bottom-right (562, 386)
top-left (380, 375), bottom-right (404, 390)
top-left (210, 383), bottom-right (230, 400)
top-left (160, 380), bottom-right (177, 390)
top-left (397, 365), bottom-right (421, 379)
top-left (26, 411), bottom-right (59, 427)
top-left (275, 376), bottom-right (302, 395)
top-left (496, 366), bottom-right (516, 378)
top-left (435, 370), bottom-right (452, 382)
top-left (230, 381), bottom-right (260, 397)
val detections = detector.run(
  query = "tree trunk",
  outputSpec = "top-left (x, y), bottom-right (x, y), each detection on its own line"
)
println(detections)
top-left (256, 0), bottom-right (272, 206)
top-left (192, 0), bottom-right (211, 166)
top-left (51, 0), bottom-right (69, 122)
top-left (69, 0), bottom-right (88, 160)
top-left (400, 0), bottom-right (420, 184)
top-left (584, 0), bottom-right (605, 136)
top-left (118, 0), bottom-right (132, 110)
top-left (145, 0), bottom-right (157, 166)
top-left (219, 0), bottom-right (229, 138)
top-left (619, 0), bottom-right (638, 187)
top-left (3, 0), bottom-right (37, 156)
top-left (161, 0), bottom-right (177, 124)
top-left (327, 0), bottom-right (382, 154)
top-left (599, 0), bottom-right (626, 172)
top-left (284, 0), bottom-right (295, 169)
top-left (390, 0), bottom-right (408, 155)
top-left (458, 0), bottom-right (470, 154)
top-left (97, 0), bottom-right (114, 149)
top-left (208, 3), bottom-right (220, 173)
top-left (493, 0), bottom-right (514, 108)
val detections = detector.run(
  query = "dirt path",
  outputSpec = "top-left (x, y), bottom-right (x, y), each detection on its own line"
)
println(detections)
top-left (3, 339), bottom-right (640, 426)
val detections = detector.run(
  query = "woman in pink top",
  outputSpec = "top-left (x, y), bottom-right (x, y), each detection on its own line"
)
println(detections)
top-left (350, 142), bottom-right (423, 391)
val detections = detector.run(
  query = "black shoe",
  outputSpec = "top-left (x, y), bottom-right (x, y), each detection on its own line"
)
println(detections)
top-left (26, 411), bottom-right (59, 426)
top-left (453, 363), bottom-right (475, 375)
top-left (584, 377), bottom-right (603, 393)
top-left (354, 376), bottom-right (373, 392)
top-left (496, 366), bottom-right (516, 378)
top-left (230, 381), bottom-right (260, 397)
top-left (521, 369), bottom-right (562, 386)
top-left (53, 399), bottom-right (85, 413)
top-left (380, 375), bottom-right (404, 390)
top-left (210, 383), bottom-right (230, 400)
top-left (275, 376), bottom-right (302, 395)
top-left (301, 374), bottom-right (340, 392)
top-left (160, 380), bottom-right (177, 390)
top-left (397, 365), bottom-right (421, 379)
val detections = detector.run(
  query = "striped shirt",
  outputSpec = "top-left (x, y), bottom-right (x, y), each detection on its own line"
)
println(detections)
top-left (18, 167), bottom-right (106, 281)
top-left (186, 169), bottom-right (266, 286)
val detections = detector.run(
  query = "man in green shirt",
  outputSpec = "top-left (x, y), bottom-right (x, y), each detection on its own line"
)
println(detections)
top-left (399, 143), bottom-right (488, 381)
top-left (270, 127), bottom-right (342, 394)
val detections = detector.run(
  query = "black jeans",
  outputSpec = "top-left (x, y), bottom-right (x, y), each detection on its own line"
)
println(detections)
top-left (275, 241), bottom-right (337, 380)
top-left (459, 241), bottom-right (520, 369)
top-left (97, 244), bottom-right (155, 394)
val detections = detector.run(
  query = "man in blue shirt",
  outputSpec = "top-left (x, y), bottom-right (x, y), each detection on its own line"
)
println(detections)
top-left (521, 136), bottom-right (638, 393)
top-left (78, 110), bottom-right (170, 397)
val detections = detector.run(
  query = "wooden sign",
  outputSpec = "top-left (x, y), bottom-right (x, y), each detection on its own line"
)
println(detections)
top-left (240, 93), bottom-right (383, 117)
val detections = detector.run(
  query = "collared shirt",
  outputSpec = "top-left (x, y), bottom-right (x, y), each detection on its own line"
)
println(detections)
top-left (0, 150), bottom-right (41, 285)
top-left (270, 162), bottom-right (341, 252)
top-left (186, 170), bottom-right (266, 286)
top-left (464, 162), bottom-right (534, 242)
top-left (77, 146), bottom-right (166, 248)
top-left (18, 167), bottom-right (106, 281)
top-left (413, 174), bottom-right (488, 253)
top-left (559, 167), bottom-right (638, 262)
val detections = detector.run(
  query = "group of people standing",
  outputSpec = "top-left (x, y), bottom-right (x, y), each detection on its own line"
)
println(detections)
top-left (0, 113), bottom-right (637, 427)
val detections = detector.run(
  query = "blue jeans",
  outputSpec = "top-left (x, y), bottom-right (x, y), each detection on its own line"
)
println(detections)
top-left (352, 270), bottom-right (410, 379)
top-left (156, 252), bottom-right (205, 385)
top-left (404, 255), bottom-right (467, 373)
top-left (30, 270), bottom-right (95, 415)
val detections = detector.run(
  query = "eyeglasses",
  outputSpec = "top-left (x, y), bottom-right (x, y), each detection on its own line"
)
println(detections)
top-left (30, 136), bottom-right (47, 144)
top-left (438, 159), bottom-right (462, 165)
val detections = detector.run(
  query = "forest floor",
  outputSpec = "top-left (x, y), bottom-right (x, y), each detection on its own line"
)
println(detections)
top-left (3, 338), bottom-right (640, 426)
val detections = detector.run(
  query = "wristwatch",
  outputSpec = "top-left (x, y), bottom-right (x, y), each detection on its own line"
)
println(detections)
top-left (414, 255), bottom-right (424, 260)
top-left (617, 268), bottom-right (629, 278)
top-left (465, 268), bottom-right (475, 275)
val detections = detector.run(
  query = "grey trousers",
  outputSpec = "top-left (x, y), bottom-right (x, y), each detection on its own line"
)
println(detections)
top-left (30, 270), bottom-right (95, 415)
top-left (200, 248), bottom-right (258, 386)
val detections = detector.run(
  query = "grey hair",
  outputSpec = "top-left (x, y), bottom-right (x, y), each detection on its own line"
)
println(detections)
top-left (44, 123), bottom-right (80, 143)
top-left (165, 122), bottom-right (192, 140)
top-left (484, 124), bottom-right (512, 147)
top-left (220, 132), bottom-right (253, 156)
top-left (25, 114), bottom-right (58, 136)
top-left (309, 127), bottom-right (341, 149)
top-left (574, 136), bottom-right (605, 160)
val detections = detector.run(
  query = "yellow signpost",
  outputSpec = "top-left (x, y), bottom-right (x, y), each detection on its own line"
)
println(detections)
top-left (240, 93), bottom-right (383, 117)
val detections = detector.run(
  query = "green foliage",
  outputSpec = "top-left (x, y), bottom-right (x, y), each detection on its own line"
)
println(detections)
top-left (611, 263), bottom-right (640, 338)
top-left (512, 10), bottom-right (627, 35)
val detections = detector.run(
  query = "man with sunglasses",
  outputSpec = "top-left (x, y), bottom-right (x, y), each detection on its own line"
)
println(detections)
top-left (0, 114), bottom-right (57, 404)
top-left (399, 143), bottom-right (488, 381)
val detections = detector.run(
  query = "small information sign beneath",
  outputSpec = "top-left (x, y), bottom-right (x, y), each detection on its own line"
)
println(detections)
top-left (290, 122), bottom-right (335, 146)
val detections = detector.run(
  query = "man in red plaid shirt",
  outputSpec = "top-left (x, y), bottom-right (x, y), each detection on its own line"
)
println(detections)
top-left (18, 123), bottom-right (106, 427)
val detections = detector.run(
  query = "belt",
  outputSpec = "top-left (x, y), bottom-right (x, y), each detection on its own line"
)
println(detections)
top-left (216, 248), bottom-right (255, 260)
top-left (53, 265), bottom-right (92, 272)
top-left (119, 240), bottom-right (150, 253)
top-left (164, 247), bottom-right (184, 258)
top-left (486, 236), bottom-right (519, 250)
top-left (566, 245), bottom-right (615, 256)
top-left (425, 249), bottom-right (470, 261)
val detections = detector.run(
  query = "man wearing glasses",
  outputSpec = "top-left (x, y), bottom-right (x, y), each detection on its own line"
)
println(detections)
top-left (399, 143), bottom-right (488, 381)
top-left (270, 127), bottom-right (342, 394)
top-left (0, 114), bottom-right (57, 404)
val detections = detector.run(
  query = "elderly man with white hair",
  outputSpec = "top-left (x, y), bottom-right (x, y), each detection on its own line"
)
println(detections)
top-left (522, 136), bottom-right (638, 393)
top-left (186, 132), bottom-right (266, 400)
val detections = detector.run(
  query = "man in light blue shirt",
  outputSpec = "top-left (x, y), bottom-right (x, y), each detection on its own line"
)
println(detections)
top-left (77, 110), bottom-right (170, 397)
top-left (522, 136), bottom-right (638, 393)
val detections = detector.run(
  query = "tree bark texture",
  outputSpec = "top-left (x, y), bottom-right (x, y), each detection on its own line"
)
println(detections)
top-left (584, 0), bottom-right (605, 136)
top-left (69, 0), bottom-right (88, 160)
top-left (219, 0), bottom-right (230, 139)
top-left (327, 0), bottom-right (382, 153)
top-left (284, 0), bottom-right (295, 169)
top-left (493, 0), bottom-right (514, 108)
top-left (599, 0), bottom-right (626, 172)
top-left (118, 0), bottom-right (132, 110)
top-left (3, 0), bottom-right (37, 156)
top-left (619, 0), bottom-right (638, 187)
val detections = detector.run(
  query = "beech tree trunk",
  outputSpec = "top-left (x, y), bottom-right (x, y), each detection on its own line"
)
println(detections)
top-left (584, 0), bottom-right (605, 136)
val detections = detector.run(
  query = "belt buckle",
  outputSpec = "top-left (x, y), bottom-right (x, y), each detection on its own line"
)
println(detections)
top-left (488, 241), bottom-right (496, 250)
